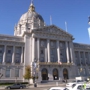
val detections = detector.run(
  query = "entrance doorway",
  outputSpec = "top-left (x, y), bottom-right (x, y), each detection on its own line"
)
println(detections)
top-left (41, 68), bottom-right (48, 80)
top-left (53, 68), bottom-right (59, 80)
top-left (63, 68), bottom-right (68, 79)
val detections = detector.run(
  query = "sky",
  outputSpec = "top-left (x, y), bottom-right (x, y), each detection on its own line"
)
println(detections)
top-left (0, 0), bottom-right (90, 44)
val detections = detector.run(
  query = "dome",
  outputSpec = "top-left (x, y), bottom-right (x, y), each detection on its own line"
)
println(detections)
top-left (19, 11), bottom-right (44, 23)
top-left (19, 2), bottom-right (44, 24)
top-left (14, 2), bottom-right (45, 36)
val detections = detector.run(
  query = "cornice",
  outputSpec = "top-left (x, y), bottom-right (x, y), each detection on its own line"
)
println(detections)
top-left (0, 41), bottom-right (25, 46)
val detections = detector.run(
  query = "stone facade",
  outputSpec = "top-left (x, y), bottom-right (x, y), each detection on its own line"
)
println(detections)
top-left (0, 2), bottom-right (90, 83)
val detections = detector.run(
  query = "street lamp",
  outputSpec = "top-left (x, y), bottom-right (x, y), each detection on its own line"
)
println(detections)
top-left (0, 73), bottom-right (3, 83)
top-left (33, 58), bottom-right (38, 87)
top-left (80, 66), bottom-right (83, 80)
top-left (0, 73), bottom-right (3, 78)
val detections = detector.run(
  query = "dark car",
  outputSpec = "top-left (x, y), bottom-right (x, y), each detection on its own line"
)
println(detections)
top-left (6, 83), bottom-right (26, 89)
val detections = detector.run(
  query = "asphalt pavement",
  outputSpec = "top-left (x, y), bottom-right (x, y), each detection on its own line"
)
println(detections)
top-left (0, 82), bottom-right (66, 89)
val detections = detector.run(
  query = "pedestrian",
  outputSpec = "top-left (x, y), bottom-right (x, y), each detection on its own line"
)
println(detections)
top-left (83, 83), bottom-right (86, 90)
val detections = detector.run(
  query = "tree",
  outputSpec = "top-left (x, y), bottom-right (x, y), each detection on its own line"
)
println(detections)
top-left (23, 65), bottom-right (32, 83)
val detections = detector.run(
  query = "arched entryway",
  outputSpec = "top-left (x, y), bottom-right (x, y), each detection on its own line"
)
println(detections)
top-left (41, 68), bottom-right (48, 80)
top-left (53, 68), bottom-right (59, 80)
top-left (63, 68), bottom-right (68, 79)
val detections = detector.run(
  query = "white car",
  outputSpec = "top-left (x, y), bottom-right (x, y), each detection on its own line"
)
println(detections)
top-left (66, 80), bottom-right (85, 87)
top-left (49, 87), bottom-right (65, 90)
top-left (65, 83), bottom-right (90, 90)
top-left (65, 84), bottom-right (83, 90)
top-left (66, 82), bottom-right (76, 87)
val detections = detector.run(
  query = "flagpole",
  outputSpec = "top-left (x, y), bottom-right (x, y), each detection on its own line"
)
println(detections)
top-left (88, 16), bottom-right (90, 40)
top-left (50, 15), bottom-right (52, 25)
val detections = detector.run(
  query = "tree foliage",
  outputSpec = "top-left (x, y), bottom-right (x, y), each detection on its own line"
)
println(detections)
top-left (23, 65), bottom-right (32, 81)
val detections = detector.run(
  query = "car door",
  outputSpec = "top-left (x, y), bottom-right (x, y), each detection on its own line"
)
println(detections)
top-left (16, 83), bottom-right (21, 89)
top-left (11, 84), bottom-right (17, 89)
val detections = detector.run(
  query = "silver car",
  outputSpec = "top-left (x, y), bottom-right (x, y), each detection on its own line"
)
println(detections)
top-left (6, 83), bottom-right (26, 89)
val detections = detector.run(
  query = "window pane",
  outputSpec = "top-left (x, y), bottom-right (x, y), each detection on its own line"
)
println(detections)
top-left (5, 69), bottom-right (10, 77)
top-left (15, 68), bottom-right (19, 77)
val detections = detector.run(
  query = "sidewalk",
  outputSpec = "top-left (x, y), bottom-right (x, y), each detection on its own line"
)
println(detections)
top-left (0, 86), bottom-right (6, 89)
top-left (28, 83), bottom-right (66, 88)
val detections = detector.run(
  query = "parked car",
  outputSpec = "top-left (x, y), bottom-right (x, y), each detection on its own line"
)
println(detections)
top-left (66, 80), bottom-right (85, 87)
top-left (65, 83), bottom-right (90, 90)
top-left (66, 82), bottom-right (77, 87)
top-left (5, 83), bottom-right (26, 89)
top-left (65, 84), bottom-right (83, 90)
top-left (49, 87), bottom-right (65, 90)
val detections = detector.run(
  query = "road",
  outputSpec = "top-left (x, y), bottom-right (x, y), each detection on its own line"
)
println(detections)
top-left (4, 86), bottom-right (62, 90)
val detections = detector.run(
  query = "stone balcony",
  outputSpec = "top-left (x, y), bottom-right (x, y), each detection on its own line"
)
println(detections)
top-left (38, 62), bottom-right (73, 66)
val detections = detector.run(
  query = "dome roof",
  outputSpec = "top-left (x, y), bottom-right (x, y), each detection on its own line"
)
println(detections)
top-left (19, 2), bottom-right (44, 24)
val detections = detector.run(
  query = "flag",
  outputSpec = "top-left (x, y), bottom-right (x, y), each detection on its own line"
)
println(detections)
top-left (58, 61), bottom-right (62, 65)
top-left (88, 27), bottom-right (90, 40)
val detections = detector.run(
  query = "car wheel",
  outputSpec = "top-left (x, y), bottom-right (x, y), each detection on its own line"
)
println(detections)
top-left (20, 86), bottom-right (23, 89)
top-left (7, 87), bottom-right (11, 89)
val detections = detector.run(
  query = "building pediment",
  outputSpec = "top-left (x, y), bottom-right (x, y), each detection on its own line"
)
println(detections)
top-left (33, 25), bottom-right (74, 40)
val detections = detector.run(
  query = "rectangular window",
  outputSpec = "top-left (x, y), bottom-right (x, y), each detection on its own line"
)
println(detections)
top-left (51, 49), bottom-right (54, 55)
top-left (40, 57), bottom-right (44, 62)
top-left (0, 46), bottom-right (4, 63)
top-left (41, 50), bottom-right (44, 54)
top-left (8, 50), bottom-right (11, 53)
top-left (0, 50), bottom-right (2, 53)
top-left (51, 57), bottom-right (54, 62)
top-left (15, 47), bottom-right (21, 64)
top-left (6, 46), bottom-right (13, 63)
top-left (41, 41), bottom-right (44, 47)
top-left (15, 68), bottom-right (19, 77)
top-left (5, 68), bottom-right (10, 77)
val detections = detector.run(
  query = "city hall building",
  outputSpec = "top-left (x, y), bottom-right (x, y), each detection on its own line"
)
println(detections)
top-left (0, 2), bottom-right (90, 82)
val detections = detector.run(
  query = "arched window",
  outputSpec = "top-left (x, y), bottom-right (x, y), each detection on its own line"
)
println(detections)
top-left (42, 68), bottom-right (48, 74)
top-left (53, 68), bottom-right (59, 80)
top-left (41, 68), bottom-right (48, 80)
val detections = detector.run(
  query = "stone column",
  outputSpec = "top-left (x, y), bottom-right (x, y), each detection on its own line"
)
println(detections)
top-left (66, 41), bottom-right (70, 63)
top-left (12, 46), bottom-right (15, 64)
top-left (47, 39), bottom-right (50, 62)
top-left (3, 45), bottom-right (6, 64)
top-left (78, 51), bottom-right (81, 64)
top-left (32, 38), bottom-right (35, 62)
top-left (37, 38), bottom-right (40, 62)
top-left (88, 52), bottom-right (90, 64)
top-left (83, 52), bottom-right (86, 65)
top-left (57, 40), bottom-right (60, 62)
top-left (21, 47), bottom-right (23, 63)
top-left (69, 42), bottom-right (74, 63)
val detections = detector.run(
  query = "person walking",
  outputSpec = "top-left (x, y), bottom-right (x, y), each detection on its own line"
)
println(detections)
top-left (83, 83), bottom-right (86, 90)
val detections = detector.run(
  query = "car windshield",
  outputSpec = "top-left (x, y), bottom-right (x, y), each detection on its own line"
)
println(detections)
top-left (72, 84), bottom-right (76, 88)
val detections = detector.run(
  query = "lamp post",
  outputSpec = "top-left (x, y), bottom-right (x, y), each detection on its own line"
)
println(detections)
top-left (33, 58), bottom-right (38, 87)
top-left (0, 73), bottom-right (3, 83)
top-left (80, 66), bottom-right (83, 80)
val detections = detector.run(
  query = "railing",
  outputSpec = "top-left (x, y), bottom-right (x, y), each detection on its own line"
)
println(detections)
top-left (38, 62), bottom-right (73, 66)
